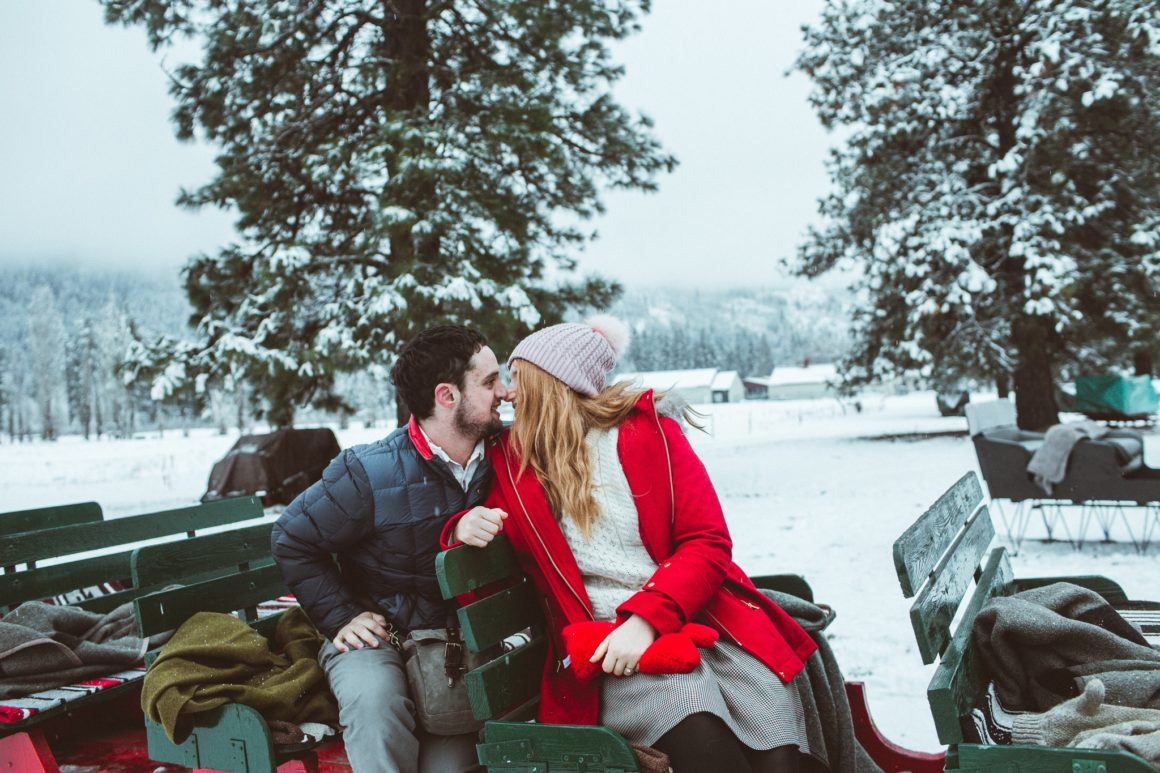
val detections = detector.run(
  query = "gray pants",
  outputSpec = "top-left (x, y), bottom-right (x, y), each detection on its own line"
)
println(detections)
top-left (318, 640), bottom-right (478, 773)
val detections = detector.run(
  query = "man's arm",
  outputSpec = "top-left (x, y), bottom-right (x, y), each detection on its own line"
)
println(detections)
top-left (271, 448), bottom-right (376, 641)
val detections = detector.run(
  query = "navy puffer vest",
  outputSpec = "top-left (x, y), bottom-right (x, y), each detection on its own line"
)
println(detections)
top-left (271, 423), bottom-right (492, 639)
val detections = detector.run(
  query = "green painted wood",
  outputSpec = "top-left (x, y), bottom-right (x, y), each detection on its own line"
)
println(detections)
top-left (952, 741), bottom-right (1156, 772)
top-left (480, 721), bottom-right (638, 771)
top-left (0, 496), bottom-right (264, 566)
top-left (1012, 574), bottom-right (1128, 604)
top-left (497, 697), bottom-right (540, 723)
top-left (436, 534), bottom-right (521, 599)
top-left (909, 505), bottom-right (995, 664)
top-left (144, 704), bottom-right (276, 772)
top-left (893, 473), bottom-right (984, 598)
top-left (134, 562), bottom-right (285, 637)
top-left (131, 522), bottom-right (275, 586)
top-left (466, 636), bottom-right (547, 720)
top-left (0, 550), bottom-right (132, 608)
top-left (0, 501), bottom-right (102, 537)
top-left (927, 547), bottom-right (1014, 745)
top-left (750, 573), bottom-right (814, 602)
top-left (457, 580), bottom-right (541, 653)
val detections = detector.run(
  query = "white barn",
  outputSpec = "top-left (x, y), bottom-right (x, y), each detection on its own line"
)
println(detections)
top-left (710, 370), bottom-right (744, 403)
top-left (614, 369), bottom-right (719, 405)
top-left (767, 363), bottom-right (838, 400)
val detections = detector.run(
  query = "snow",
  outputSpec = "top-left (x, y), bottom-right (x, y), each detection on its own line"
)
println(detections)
top-left (614, 368), bottom-right (719, 390)
top-left (768, 363), bottom-right (839, 386)
top-left (710, 370), bottom-right (741, 391)
top-left (1, 391), bottom-right (1157, 752)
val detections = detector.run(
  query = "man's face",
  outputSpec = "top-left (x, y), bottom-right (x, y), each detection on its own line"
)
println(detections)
top-left (452, 346), bottom-right (507, 440)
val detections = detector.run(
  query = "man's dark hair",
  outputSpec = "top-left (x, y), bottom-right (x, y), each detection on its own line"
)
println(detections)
top-left (391, 326), bottom-right (488, 419)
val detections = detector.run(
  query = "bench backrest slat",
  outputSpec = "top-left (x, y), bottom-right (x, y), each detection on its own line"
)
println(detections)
top-left (456, 580), bottom-right (540, 653)
top-left (909, 505), bottom-right (995, 664)
top-left (0, 550), bottom-right (132, 608)
top-left (964, 400), bottom-right (1015, 437)
top-left (0, 496), bottom-right (264, 567)
top-left (134, 562), bottom-right (285, 638)
top-left (436, 535), bottom-right (521, 599)
top-left (893, 472), bottom-right (984, 598)
top-left (465, 636), bottom-right (547, 721)
top-left (0, 501), bottom-right (103, 537)
top-left (927, 546), bottom-right (1013, 744)
top-left (131, 523), bottom-right (275, 587)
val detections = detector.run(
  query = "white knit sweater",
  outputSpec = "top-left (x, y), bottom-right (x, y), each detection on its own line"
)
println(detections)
top-left (559, 426), bottom-right (656, 621)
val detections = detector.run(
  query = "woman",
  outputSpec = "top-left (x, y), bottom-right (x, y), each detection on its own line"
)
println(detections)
top-left (442, 317), bottom-right (818, 772)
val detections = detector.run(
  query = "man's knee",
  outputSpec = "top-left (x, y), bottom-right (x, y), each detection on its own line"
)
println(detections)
top-left (323, 644), bottom-right (415, 732)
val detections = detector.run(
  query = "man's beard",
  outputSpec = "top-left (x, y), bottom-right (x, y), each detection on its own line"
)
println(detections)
top-left (454, 401), bottom-right (503, 440)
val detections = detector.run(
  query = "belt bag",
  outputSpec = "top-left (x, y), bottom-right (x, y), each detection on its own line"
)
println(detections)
top-left (402, 628), bottom-right (486, 735)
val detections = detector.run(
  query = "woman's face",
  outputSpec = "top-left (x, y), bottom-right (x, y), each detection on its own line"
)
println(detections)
top-left (507, 362), bottom-right (520, 413)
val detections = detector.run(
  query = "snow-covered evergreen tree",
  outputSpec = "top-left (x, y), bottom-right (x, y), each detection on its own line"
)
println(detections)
top-left (796, 0), bottom-right (1158, 428)
top-left (103, 0), bottom-right (674, 426)
top-left (26, 287), bottom-right (68, 440)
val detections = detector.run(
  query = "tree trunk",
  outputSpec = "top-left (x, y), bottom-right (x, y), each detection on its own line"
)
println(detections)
top-left (1012, 316), bottom-right (1059, 430)
top-left (995, 372), bottom-right (1011, 399)
top-left (1133, 350), bottom-right (1153, 377)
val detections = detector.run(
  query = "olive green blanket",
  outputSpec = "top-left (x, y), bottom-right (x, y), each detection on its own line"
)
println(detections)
top-left (141, 607), bottom-right (338, 743)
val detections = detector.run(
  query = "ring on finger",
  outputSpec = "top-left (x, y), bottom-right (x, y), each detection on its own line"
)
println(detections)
top-left (623, 667), bottom-right (635, 676)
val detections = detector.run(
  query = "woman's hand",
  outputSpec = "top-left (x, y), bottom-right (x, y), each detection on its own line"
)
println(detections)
top-left (590, 614), bottom-right (657, 676)
top-left (454, 506), bottom-right (508, 547)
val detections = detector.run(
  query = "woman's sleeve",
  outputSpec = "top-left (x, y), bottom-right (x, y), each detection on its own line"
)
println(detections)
top-left (615, 417), bottom-right (733, 634)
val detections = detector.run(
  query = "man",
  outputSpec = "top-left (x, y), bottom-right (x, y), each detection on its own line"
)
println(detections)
top-left (271, 325), bottom-right (508, 773)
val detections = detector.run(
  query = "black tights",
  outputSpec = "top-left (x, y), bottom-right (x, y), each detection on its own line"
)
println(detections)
top-left (653, 713), bottom-right (804, 773)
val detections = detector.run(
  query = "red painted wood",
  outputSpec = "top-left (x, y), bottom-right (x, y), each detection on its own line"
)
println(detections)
top-left (0, 731), bottom-right (59, 773)
top-left (846, 681), bottom-right (945, 773)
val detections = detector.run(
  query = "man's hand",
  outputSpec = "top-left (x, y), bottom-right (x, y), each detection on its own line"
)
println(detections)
top-left (591, 614), bottom-right (657, 676)
top-left (333, 611), bottom-right (391, 653)
top-left (454, 506), bottom-right (508, 547)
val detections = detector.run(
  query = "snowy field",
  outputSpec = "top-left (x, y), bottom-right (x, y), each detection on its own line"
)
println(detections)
top-left (1, 391), bottom-right (1157, 751)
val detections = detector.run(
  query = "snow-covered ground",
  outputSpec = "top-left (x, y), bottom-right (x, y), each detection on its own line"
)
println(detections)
top-left (1, 391), bottom-right (1157, 751)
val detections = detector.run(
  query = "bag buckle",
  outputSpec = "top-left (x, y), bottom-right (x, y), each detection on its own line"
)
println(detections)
top-left (444, 628), bottom-right (467, 687)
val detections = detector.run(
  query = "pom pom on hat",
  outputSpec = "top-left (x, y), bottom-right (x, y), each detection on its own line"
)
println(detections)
top-left (586, 314), bottom-right (631, 358)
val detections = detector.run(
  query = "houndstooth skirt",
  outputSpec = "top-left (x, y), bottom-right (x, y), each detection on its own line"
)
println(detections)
top-left (600, 640), bottom-right (810, 751)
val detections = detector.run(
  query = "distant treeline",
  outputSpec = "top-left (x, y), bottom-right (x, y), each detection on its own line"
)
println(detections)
top-left (0, 265), bottom-right (852, 440)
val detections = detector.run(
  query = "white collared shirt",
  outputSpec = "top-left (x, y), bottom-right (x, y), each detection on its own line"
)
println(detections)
top-left (419, 426), bottom-right (485, 491)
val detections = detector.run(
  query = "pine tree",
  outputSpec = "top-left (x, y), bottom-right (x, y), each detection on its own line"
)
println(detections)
top-left (26, 287), bottom-right (68, 440)
top-left (103, 0), bottom-right (674, 427)
top-left (796, 0), bottom-right (1158, 428)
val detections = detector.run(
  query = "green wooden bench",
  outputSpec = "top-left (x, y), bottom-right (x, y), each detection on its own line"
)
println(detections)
top-left (0, 496), bottom-right (265, 615)
top-left (0, 501), bottom-right (103, 538)
top-left (893, 471), bottom-right (1154, 772)
top-left (436, 534), bottom-right (923, 773)
top-left (131, 525), bottom-right (345, 773)
top-left (0, 497), bottom-right (268, 770)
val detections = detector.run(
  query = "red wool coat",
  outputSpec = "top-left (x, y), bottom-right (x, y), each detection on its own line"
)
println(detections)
top-left (441, 391), bottom-right (817, 725)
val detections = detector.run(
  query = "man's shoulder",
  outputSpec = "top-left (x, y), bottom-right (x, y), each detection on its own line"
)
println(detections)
top-left (343, 426), bottom-right (420, 479)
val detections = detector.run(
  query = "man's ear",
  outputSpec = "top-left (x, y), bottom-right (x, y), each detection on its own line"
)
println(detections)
top-left (433, 383), bottom-right (458, 411)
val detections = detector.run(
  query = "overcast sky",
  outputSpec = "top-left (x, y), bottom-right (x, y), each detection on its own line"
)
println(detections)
top-left (0, 1), bottom-right (832, 288)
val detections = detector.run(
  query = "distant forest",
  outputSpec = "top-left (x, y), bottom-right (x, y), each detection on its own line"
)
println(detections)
top-left (0, 263), bottom-right (851, 440)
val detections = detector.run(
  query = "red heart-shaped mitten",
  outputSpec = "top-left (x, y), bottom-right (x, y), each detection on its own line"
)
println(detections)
top-left (561, 621), bottom-right (616, 681)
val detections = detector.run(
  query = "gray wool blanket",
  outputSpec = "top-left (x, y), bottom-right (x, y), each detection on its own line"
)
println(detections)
top-left (1027, 420), bottom-right (1107, 494)
top-left (974, 582), bottom-right (1160, 712)
top-left (760, 589), bottom-right (883, 773)
top-left (0, 600), bottom-right (168, 698)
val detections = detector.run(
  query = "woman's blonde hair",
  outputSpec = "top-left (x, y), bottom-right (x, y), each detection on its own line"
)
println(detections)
top-left (509, 360), bottom-right (649, 537)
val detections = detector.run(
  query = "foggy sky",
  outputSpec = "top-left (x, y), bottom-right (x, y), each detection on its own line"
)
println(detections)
top-left (0, 1), bottom-right (831, 288)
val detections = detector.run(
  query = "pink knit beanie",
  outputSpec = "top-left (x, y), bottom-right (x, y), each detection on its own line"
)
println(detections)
top-left (508, 315), bottom-right (630, 396)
